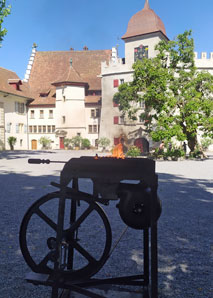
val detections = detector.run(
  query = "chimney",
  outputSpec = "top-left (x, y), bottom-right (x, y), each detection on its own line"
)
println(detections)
top-left (70, 47), bottom-right (74, 51)
top-left (83, 46), bottom-right (88, 51)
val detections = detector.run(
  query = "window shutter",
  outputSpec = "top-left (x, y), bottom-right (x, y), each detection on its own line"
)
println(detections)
top-left (113, 116), bottom-right (119, 124)
top-left (113, 79), bottom-right (119, 88)
top-left (15, 102), bottom-right (18, 112)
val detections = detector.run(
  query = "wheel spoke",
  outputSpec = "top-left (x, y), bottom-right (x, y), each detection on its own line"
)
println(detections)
top-left (35, 208), bottom-right (57, 231)
top-left (38, 252), bottom-right (52, 269)
top-left (69, 240), bottom-right (97, 264)
top-left (69, 205), bottom-right (94, 233)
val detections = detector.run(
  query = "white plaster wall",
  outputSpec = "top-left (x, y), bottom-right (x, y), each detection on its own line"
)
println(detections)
top-left (85, 106), bottom-right (100, 146)
top-left (28, 107), bottom-right (56, 150)
top-left (124, 32), bottom-right (166, 67)
top-left (0, 93), bottom-right (28, 150)
top-left (55, 85), bottom-right (87, 140)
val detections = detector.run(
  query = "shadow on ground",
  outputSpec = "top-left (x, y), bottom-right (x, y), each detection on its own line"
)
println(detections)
top-left (0, 166), bottom-right (212, 297)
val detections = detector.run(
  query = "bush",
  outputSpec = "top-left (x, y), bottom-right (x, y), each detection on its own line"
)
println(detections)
top-left (7, 136), bottom-right (17, 150)
top-left (98, 137), bottom-right (110, 151)
top-left (39, 136), bottom-right (51, 149)
top-left (64, 138), bottom-right (72, 149)
top-left (81, 138), bottom-right (91, 149)
top-left (126, 146), bottom-right (141, 157)
top-left (201, 137), bottom-right (213, 150)
top-left (71, 135), bottom-right (82, 149)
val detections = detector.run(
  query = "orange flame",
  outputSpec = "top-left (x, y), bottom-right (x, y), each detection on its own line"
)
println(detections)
top-left (111, 142), bottom-right (125, 159)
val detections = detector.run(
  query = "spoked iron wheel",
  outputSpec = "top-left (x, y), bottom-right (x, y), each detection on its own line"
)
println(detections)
top-left (19, 191), bottom-right (112, 281)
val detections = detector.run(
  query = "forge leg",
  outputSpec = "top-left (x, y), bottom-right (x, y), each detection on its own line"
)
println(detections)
top-left (51, 286), bottom-right (59, 298)
top-left (67, 178), bottom-right (78, 270)
top-left (151, 223), bottom-right (158, 298)
top-left (144, 228), bottom-right (149, 286)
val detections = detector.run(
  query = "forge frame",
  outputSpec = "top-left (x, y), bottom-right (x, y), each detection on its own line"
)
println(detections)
top-left (19, 156), bottom-right (160, 298)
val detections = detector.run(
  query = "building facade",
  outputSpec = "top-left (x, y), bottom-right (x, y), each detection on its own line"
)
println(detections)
top-left (0, 0), bottom-right (213, 151)
top-left (0, 67), bottom-right (32, 150)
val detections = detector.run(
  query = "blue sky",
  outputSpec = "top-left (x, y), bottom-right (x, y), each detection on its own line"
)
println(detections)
top-left (1, 0), bottom-right (213, 79)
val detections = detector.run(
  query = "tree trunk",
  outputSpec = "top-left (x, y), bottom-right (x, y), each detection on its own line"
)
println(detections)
top-left (187, 135), bottom-right (197, 152)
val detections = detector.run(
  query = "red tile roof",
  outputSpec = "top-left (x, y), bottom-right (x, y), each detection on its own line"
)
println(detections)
top-left (122, 2), bottom-right (167, 40)
top-left (28, 50), bottom-right (111, 106)
top-left (0, 67), bottom-right (32, 99)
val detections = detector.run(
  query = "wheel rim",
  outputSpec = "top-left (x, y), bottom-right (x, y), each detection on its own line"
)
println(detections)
top-left (19, 191), bottom-right (112, 280)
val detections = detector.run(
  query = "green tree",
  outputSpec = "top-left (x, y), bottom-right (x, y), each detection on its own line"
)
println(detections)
top-left (0, 0), bottom-right (11, 47)
top-left (113, 30), bottom-right (213, 152)
top-left (7, 136), bottom-right (16, 150)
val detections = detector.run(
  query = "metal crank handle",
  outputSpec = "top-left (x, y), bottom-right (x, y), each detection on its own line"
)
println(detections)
top-left (28, 159), bottom-right (51, 164)
top-left (28, 159), bottom-right (66, 164)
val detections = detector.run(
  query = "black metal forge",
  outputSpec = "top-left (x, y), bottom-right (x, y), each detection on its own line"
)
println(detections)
top-left (19, 156), bottom-right (161, 298)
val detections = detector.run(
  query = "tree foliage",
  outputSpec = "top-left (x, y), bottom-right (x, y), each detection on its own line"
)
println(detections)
top-left (113, 30), bottom-right (213, 152)
top-left (0, 0), bottom-right (11, 47)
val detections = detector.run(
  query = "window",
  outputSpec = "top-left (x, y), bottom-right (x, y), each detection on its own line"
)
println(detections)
top-left (113, 79), bottom-right (119, 88)
top-left (48, 125), bottom-right (51, 133)
top-left (38, 126), bottom-right (42, 133)
top-left (30, 110), bottom-right (35, 119)
top-left (96, 109), bottom-right (100, 117)
top-left (91, 109), bottom-right (95, 118)
top-left (15, 102), bottom-right (25, 114)
top-left (24, 125), bottom-right (27, 133)
top-left (19, 123), bottom-right (23, 133)
top-left (88, 125), bottom-right (98, 134)
top-left (29, 126), bottom-right (32, 133)
top-left (20, 139), bottom-right (23, 147)
top-left (134, 45), bottom-right (148, 62)
top-left (62, 116), bottom-right (66, 124)
top-left (33, 126), bottom-right (37, 133)
top-left (52, 126), bottom-right (55, 133)
top-left (120, 116), bottom-right (125, 124)
top-left (91, 109), bottom-right (100, 118)
top-left (139, 101), bottom-right (145, 109)
top-left (49, 110), bottom-right (53, 119)
top-left (16, 124), bottom-right (19, 133)
top-left (89, 125), bottom-right (92, 133)
top-left (6, 123), bottom-right (11, 133)
top-left (113, 116), bottom-right (119, 124)
top-left (120, 79), bottom-right (124, 84)
top-left (43, 126), bottom-right (46, 133)
top-left (40, 110), bottom-right (44, 119)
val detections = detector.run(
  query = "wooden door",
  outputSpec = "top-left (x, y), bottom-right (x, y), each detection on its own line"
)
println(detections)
top-left (31, 139), bottom-right (37, 150)
top-left (60, 137), bottom-right (64, 149)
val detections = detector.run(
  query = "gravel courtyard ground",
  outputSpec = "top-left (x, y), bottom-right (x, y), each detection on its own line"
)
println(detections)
top-left (0, 150), bottom-right (212, 298)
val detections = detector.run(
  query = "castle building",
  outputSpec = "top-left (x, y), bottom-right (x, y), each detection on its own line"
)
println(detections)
top-left (0, 0), bottom-right (213, 151)
top-left (24, 47), bottom-right (111, 150)
top-left (100, 0), bottom-right (169, 151)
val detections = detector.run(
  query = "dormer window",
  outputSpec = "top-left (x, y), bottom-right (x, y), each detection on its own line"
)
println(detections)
top-left (8, 79), bottom-right (22, 91)
top-left (134, 45), bottom-right (148, 62)
top-left (39, 90), bottom-right (50, 97)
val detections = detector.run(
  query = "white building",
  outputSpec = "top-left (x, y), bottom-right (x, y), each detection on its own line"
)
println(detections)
top-left (24, 47), bottom-right (111, 149)
top-left (0, 67), bottom-right (32, 150)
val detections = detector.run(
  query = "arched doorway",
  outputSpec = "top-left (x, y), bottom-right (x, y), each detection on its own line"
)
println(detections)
top-left (31, 139), bottom-right (37, 150)
top-left (134, 137), bottom-right (149, 154)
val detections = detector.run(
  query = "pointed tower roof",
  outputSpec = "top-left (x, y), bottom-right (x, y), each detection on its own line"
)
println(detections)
top-left (122, 0), bottom-right (167, 40)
